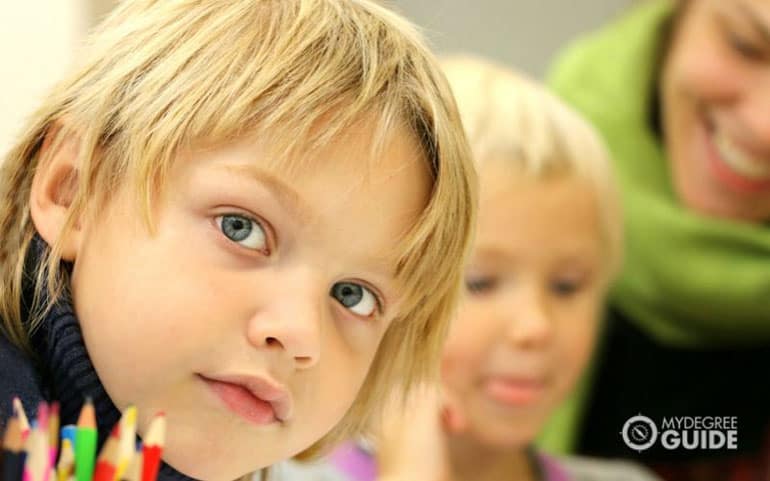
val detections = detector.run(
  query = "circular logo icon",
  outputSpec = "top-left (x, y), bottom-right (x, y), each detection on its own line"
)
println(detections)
top-left (621, 414), bottom-right (658, 452)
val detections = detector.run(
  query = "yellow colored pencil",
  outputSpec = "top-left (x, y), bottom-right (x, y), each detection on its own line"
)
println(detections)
top-left (113, 406), bottom-right (137, 481)
top-left (56, 438), bottom-right (74, 481)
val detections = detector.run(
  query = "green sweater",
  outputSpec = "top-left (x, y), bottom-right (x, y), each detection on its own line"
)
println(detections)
top-left (539, 0), bottom-right (770, 453)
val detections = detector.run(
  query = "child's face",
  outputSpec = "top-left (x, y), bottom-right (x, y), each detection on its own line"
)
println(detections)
top-left (441, 163), bottom-right (605, 447)
top-left (68, 122), bottom-right (430, 480)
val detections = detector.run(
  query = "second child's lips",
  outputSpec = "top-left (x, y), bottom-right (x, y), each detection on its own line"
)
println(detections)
top-left (482, 376), bottom-right (545, 406)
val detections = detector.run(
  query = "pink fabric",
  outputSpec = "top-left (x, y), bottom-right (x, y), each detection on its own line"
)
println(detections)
top-left (329, 442), bottom-right (574, 481)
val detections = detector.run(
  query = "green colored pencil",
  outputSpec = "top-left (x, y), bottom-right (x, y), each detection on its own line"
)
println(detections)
top-left (74, 399), bottom-right (97, 481)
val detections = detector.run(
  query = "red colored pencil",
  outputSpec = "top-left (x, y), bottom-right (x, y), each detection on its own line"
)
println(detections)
top-left (92, 428), bottom-right (119, 481)
top-left (140, 415), bottom-right (165, 481)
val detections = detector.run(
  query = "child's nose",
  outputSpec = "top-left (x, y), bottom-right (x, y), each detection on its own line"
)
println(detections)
top-left (502, 289), bottom-right (552, 349)
top-left (245, 270), bottom-right (323, 370)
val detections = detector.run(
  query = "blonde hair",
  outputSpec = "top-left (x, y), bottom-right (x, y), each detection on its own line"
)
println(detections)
top-left (442, 55), bottom-right (622, 279)
top-left (0, 0), bottom-right (477, 463)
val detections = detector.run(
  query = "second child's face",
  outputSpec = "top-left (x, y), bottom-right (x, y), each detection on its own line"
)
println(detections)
top-left (442, 164), bottom-right (605, 447)
top-left (69, 122), bottom-right (430, 480)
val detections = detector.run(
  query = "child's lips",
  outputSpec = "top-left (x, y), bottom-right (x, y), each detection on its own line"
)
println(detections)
top-left (198, 373), bottom-right (292, 425)
top-left (481, 375), bottom-right (546, 407)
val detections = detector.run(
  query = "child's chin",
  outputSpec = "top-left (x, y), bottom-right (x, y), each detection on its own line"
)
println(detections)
top-left (160, 433), bottom-right (269, 481)
top-left (469, 413), bottom-right (543, 448)
top-left (162, 449), bottom-right (258, 481)
top-left (480, 428), bottom-right (538, 449)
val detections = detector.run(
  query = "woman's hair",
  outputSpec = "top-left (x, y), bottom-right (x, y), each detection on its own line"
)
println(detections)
top-left (0, 0), bottom-right (477, 459)
top-left (442, 55), bottom-right (622, 279)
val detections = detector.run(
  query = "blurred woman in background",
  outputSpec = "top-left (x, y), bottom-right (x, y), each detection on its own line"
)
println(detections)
top-left (542, 1), bottom-right (770, 479)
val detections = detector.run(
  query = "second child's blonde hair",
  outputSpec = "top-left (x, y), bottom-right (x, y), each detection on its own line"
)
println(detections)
top-left (0, 0), bottom-right (477, 460)
top-left (442, 55), bottom-right (622, 278)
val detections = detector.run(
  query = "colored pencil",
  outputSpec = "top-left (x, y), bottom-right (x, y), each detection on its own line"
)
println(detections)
top-left (34, 404), bottom-right (51, 481)
top-left (59, 427), bottom-right (75, 452)
top-left (11, 400), bottom-right (29, 441)
top-left (23, 424), bottom-right (48, 481)
top-left (47, 404), bottom-right (59, 467)
top-left (55, 439), bottom-right (73, 481)
top-left (113, 407), bottom-right (136, 481)
top-left (92, 429), bottom-right (119, 481)
top-left (140, 415), bottom-right (165, 481)
top-left (3, 402), bottom-right (167, 481)
top-left (119, 452), bottom-right (141, 481)
top-left (1, 417), bottom-right (24, 481)
top-left (74, 399), bottom-right (97, 481)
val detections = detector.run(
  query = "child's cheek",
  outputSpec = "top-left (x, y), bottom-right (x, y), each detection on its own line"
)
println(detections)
top-left (440, 342), bottom-right (476, 393)
top-left (552, 312), bottom-right (598, 400)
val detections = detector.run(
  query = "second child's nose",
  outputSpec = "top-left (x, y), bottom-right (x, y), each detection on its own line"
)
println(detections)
top-left (502, 290), bottom-right (553, 349)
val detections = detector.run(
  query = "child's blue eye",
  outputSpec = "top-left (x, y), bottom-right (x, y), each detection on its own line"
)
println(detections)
top-left (216, 214), bottom-right (267, 251)
top-left (330, 282), bottom-right (377, 317)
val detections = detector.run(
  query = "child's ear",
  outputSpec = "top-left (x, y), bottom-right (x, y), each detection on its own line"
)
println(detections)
top-left (29, 123), bottom-right (83, 261)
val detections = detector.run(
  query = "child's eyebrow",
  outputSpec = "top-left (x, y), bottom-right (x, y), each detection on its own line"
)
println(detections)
top-left (222, 164), bottom-right (314, 223)
top-left (472, 245), bottom-right (516, 262)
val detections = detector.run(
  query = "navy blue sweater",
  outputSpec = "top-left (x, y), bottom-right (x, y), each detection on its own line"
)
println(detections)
top-left (0, 239), bottom-right (196, 481)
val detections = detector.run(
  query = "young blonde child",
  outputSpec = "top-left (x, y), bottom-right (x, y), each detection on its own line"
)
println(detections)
top-left (278, 56), bottom-right (661, 481)
top-left (0, 1), bottom-right (478, 480)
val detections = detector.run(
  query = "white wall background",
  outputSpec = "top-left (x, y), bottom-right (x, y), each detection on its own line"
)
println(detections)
top-left (0, 0), bottom-right (631, 157)
top-left (391, 0), bottom-right (633, 77)
top-left (0, 0), bottom-right (89, 158)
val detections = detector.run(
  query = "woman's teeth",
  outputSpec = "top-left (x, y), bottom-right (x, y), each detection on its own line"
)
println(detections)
top-left (714, 130), bottom-right (770, 178)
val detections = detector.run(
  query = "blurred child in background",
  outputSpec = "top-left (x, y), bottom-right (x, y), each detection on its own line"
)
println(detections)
top-left (279, 55), bottom-right (658, 481)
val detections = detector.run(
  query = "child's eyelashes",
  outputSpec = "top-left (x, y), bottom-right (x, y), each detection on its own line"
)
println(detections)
top-left (465, 276), bottom-right (497, 295)
top-left (549, 276), bottom-right (587, 297)
top-left (330, 282), bottom-right (380, 317)
top-left (463, 272), bottom-right (590, 298)
top-left (216, 213), bottom-right (270, 253)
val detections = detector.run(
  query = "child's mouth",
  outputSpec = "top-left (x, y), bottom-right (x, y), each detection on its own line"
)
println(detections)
top-left (481, 376), bottom-right (545, 407)
top-left (197, 374), bottom-right (291, 425)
